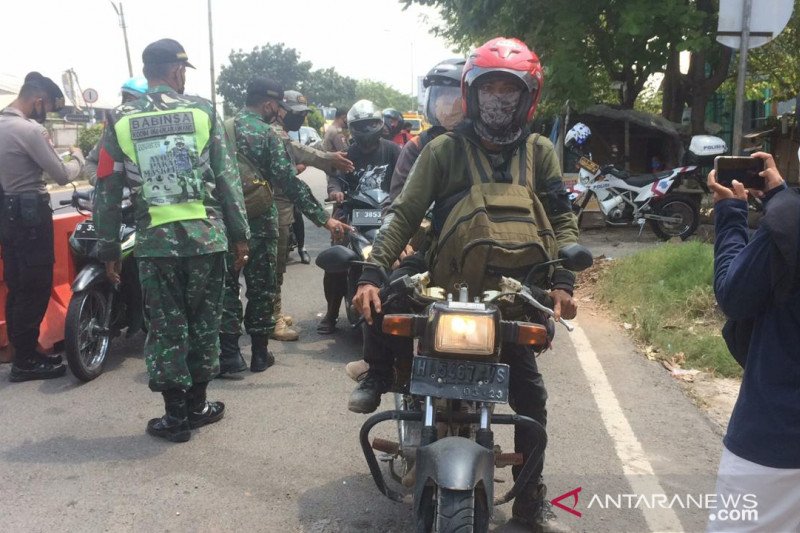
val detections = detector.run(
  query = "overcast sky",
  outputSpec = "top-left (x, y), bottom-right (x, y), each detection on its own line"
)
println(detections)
top-left (0, 0), bottom-right (458, 108)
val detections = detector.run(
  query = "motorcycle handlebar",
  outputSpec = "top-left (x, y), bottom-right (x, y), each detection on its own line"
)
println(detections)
top-left (59, 199), bottom-right (72, 206)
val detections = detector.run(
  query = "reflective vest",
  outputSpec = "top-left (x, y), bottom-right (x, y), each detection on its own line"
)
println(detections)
top-left (114, 107), bottom-right (210, 228)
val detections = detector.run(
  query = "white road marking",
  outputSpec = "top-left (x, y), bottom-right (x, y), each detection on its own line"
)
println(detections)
top-left (571, 320), bottom-right (685, 533)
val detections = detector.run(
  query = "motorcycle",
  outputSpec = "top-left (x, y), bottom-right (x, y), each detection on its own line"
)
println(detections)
top-left (565, 124), bottom-right (726, 240)
top-left (328, 165), bottom-right (390, 326)
top-left (61, 189), bottom-right (143, 381)
top-left (317, 243), bottom-right (593, 532)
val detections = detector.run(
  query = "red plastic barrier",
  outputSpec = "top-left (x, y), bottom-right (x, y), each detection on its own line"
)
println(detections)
top-left (0, 211), bottom-right (89, 362)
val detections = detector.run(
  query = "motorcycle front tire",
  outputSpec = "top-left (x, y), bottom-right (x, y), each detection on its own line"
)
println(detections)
top-left (649, 194), bottom-right (700, 241)
top-left (64, 288), bottom-right (112, 382)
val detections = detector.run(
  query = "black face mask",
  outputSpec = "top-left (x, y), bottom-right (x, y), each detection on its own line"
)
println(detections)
top-left (283, 111), bottom-right (306, 132)
top-left (30, 101), bottom-right (47, 124)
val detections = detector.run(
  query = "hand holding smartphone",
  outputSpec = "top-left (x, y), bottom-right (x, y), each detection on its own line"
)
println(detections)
top-left (714, 156), bottom-right (765, 189)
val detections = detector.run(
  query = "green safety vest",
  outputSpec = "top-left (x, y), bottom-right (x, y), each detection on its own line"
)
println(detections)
top-left (115, 107), bottom-right (210, 228)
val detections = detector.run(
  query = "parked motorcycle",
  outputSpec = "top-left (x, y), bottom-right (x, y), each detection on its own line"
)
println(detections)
top-left (327, 165), bottom-right (389, 326)
top-left (61, 189), bottom-right (143, 381)
top-left (317, 243), bottom-right (593, 532)
top-left (565, 123), bottom-right (726, 240)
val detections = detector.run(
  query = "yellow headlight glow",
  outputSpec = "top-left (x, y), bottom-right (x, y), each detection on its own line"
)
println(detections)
top-left (434, 313), bottom-right (495, 355)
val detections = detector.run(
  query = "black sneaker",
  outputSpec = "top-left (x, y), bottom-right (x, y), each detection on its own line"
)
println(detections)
top-left (9, 360), bottom-right (67, 382)
top-left (188, 401), bottom-right (225, 429)
top-left (512, 484), bottom-right (572, 532)
top-left (146, 415), bottom-right (191, 443)
top-left (347, 370), bottom-right (392, 413)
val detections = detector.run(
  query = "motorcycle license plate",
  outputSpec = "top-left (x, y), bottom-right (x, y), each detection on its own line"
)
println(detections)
top-left (351, 209), bottom-right (382, 226)
top-left (73, 221), bottom-right (97, 239)
top-left (410, 356), bottom-right (509, 403)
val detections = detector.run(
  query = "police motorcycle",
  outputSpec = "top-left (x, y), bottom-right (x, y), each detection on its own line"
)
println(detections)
top-left (327, 165), bottom-right (390, 326)
top-left (565, 123), bottom-right (726, 240)
top-left (317, 243), bottom-right (593, 532)
top-left (60, 188), bottom-right (143, 381)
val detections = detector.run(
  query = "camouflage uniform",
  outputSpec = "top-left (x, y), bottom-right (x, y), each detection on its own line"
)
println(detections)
top-left (94, 85), bottom-right (250, 392)
top-left (220, 109), bottom-right (328, 335)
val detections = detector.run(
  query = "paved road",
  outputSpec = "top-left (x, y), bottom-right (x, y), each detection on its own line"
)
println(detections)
top-left (0, 169), bottom-right (725, 532)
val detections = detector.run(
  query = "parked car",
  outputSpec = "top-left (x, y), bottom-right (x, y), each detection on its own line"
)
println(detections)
top-left (289, 126), bottom-right (323, 150)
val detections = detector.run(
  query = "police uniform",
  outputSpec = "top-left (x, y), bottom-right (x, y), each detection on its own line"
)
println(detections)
top-left (0, 101), bottom-right (83, 380)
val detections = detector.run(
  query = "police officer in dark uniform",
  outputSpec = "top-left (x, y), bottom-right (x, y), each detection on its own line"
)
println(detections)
top-left (0, 72), bottom-right (85, 382)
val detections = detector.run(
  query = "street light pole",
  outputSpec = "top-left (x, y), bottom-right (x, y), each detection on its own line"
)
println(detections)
top-left (732, 0), bottom-right (752, 155)
top-left (110, 1), bottom-right (133, 77)
top-left (208, 0), bottom-right (217, 110)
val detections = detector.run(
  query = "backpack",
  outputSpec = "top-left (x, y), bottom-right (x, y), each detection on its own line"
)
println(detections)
top-left (223, 117), bottom-right (273, 219)
top-left (429, 133), bottom-right (559, 296)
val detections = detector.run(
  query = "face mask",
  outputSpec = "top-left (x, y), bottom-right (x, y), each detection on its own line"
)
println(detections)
top-left (475, 88), bottom-right (523, 145)
top-left (262, 102), bottom-right (278, 123)
top-left (283, 111), bottom-right (305, 132)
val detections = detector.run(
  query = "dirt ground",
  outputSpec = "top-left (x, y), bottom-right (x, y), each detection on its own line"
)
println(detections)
top-left (578, 223), bottom-right (738, 433)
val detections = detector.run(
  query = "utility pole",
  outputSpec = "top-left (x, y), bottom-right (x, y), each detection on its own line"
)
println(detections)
top-left (208, 0), bottom-right (217, 110)
top-left (110, 1), bottom-right (133, 77)
top-left (731, 0), bottom-right (752, 155)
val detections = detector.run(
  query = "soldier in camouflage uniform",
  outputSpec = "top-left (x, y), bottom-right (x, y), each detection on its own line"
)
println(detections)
top-left (270, 89), bottom-right (354, 341)
top-left (94, 39), bottom-right (250, 443)
top-left (219, 78), bottom-right (349, 372)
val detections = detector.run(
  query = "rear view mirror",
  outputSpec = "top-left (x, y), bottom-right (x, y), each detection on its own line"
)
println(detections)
top-left (558, 244), bottom-right (593, 272)
top-left (315, 245), bottom-right (359, 273)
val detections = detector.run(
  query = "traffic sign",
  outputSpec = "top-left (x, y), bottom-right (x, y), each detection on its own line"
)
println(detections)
top-left (64, 114), bottom-right (92, 123)
top-left (82, 88), bottom-right (99, 104)
top-left (717, 0), bottom-right (793, 49)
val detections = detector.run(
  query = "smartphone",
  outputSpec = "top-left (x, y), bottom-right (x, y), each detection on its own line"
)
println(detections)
top-left (714, 156), bottom-right (765, 189)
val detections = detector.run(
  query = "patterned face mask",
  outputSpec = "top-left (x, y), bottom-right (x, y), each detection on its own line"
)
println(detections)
top-left (475, 87), bottom-right (523, 145)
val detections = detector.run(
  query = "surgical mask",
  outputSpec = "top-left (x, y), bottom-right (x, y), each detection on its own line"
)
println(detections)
top-left (283, 111), bottom-right (306, 132)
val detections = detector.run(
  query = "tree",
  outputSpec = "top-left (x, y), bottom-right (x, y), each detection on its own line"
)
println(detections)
top-left (302, 67), bottom-right (358, 109)
top-left (405, 0), bottom-right (695, 110)
top-left (355, 80), bottom-right (416, 112)
top-left (307, 105), bottom-right (325, 132)
top-left (217, 43), bottom-right (312, 113)
top-left (746, 0), bottom-right (800, 104)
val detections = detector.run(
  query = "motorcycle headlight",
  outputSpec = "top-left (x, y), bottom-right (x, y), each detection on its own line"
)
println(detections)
top-left (434, 313), bottom-right (495, 356)
top-left (361, 244), bottom-right (373, 260)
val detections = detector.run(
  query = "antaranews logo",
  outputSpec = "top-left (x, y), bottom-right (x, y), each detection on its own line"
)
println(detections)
top-left (550, 488), bottom-right (758, 523)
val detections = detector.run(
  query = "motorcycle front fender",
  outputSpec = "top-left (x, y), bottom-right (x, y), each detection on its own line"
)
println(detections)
top-left (414, 437), bottom-right (494, 514)
top-left (71, 263), bottom-right (109, 293)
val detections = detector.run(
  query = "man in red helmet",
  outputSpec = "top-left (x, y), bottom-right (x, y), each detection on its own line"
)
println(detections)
top-left (351, 37), bottom-right (578, 530)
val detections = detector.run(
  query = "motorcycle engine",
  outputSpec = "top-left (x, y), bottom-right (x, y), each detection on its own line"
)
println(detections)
top-left (608, 207), bottom-right (625, 220)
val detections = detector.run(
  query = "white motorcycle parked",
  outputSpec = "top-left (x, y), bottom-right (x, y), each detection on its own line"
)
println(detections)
top-left (565, 123), bottom-right (726, 240)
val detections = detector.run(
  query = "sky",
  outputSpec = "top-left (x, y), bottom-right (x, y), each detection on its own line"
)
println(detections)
top-left (0, 0), bottom-right (459, 109)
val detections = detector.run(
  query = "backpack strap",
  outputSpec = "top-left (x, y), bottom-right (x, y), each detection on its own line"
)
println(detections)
top-left (514, 133), bottom-right (538, 190)
top-left (461, 136), bottom-right (493, 185)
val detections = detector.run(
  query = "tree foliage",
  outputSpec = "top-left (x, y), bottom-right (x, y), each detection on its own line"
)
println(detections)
top-left (746, 0), bottom-right (800, 103)
top-left (303, 67), bottom-right (358, 108)
top-left (77, 124), bottom-right (104, 155)
top-left (355, 80), bottom-right (417, 112)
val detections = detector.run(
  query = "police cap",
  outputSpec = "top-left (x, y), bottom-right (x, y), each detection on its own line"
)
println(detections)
top-left (142, 38), bottom-right (195, 68)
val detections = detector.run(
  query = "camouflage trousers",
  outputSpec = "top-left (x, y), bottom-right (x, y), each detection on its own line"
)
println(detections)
top-left (274, 223), bottom-right (292, 317)
top-left (138, 252), bottom-right (226, 392)
top-left (220, 206), bottom-right (279, 336)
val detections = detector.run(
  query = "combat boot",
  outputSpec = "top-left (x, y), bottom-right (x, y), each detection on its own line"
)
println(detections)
top-left (218, 333), bottom-right (247, 378)
top-left (271, 316), bottom-right (299, 341)
top-left (281, 315), bottom-right (294, 327)
top-left (250, 334), bottom-right (275, 372)
top-left (512, 484), bottom-right (572, 532)
top-left (9, 357), bottom-right (67, 382)
top-left (347, 368), bottom-right (392, 413)
top-left (146, 390), bottom-right (191, 443)
top-left (186, 381), bottom-right (225, 429)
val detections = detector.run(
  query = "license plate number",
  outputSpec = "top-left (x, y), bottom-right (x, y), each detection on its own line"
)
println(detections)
top-left (410, 356), bottom-right (509, 403)
top-left (74, 221), bottom-right (96, 239)
top-left (351, 209), bottom-right (382, 226)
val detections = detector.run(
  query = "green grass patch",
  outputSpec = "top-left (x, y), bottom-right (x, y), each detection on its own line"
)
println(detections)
top-left (594, 242), bottom-right (742, 378)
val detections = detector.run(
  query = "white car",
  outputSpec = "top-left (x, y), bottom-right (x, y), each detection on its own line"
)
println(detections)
top-left (288, 126), bottom-right (323, 149)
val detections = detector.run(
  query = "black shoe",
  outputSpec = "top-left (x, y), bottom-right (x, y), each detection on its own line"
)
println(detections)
top-left (512, 484), bottom-right (571, 532)
top-left (299, 249), bottom-right (311, 264)
top-left (218, 333), bottom-right (247, 378)
top-left (35, 352), bottom-right (63, 365)
top-left (9, 360), bottom-right (67, 382)
top-left (146, 390), bottom-right (191, 443)
top-left (316, 316), bottom-right (338, 335)
top-left (250, 335), bottom-right (275, 372)
top-left (186, 381), bottom-right (225, 428)
top-left (347, 369), bottom-right (392, 413)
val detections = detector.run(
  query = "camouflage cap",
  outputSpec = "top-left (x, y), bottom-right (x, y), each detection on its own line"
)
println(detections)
top-left (142, 38), bottom-right (195, 68)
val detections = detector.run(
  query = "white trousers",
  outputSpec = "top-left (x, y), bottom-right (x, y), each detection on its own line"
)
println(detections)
top-left (707, 446), bottom-right (800, 533)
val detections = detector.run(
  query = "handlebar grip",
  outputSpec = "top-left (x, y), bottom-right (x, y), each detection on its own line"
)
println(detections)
top-left (59, 199), bottom-right (72, 206)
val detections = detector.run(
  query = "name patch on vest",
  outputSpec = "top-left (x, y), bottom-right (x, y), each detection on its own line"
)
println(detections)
top-left (129, 112), bottom-right (196, 140)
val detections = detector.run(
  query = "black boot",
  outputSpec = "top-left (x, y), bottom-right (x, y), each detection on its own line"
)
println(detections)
top-left (9, 356), bottom-right (66, 382)
top-left (347, 368), bottom-right (392, 413)
top-left (186, 381), bottom-right (225, 429)
top-left (218, 333), bottom-right (247, 378)
top-left (512, 484), bottom-right (571, 532)
top-left (146, 390), bottom-right (191, 443)
top-left (250, 335), bottom-right (275, 372)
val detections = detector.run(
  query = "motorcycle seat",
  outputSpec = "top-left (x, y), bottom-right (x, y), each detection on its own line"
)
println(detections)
top-left (622, 170), bottom-right (674, 187)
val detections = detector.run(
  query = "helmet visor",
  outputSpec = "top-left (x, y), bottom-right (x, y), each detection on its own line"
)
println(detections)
top-left (424, 85), bottom-right (462, 129)
top-left (350, 118), bottom-right (384, 136)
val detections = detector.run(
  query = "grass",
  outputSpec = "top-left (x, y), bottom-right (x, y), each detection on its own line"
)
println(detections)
top-left (594, 241), bottom-right (742, 378)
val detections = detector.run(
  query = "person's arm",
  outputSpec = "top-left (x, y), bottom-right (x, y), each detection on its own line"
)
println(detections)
top-left (209, 112), bottom-right (250, 244)
top-left (713, 198), bottom-right (774, 320)
top-left (289, 141), bottom-right (350, 175)
top-left (264, 129), bottom-right (329, 227)
top-left (389, 139), bottom-right (421, 205)
top-left (26, 126), bottom-right (83, 185)
top-left (93, 127), bottom-right (125, 262)
top-left (84, 141), bottom-right (100, 186)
